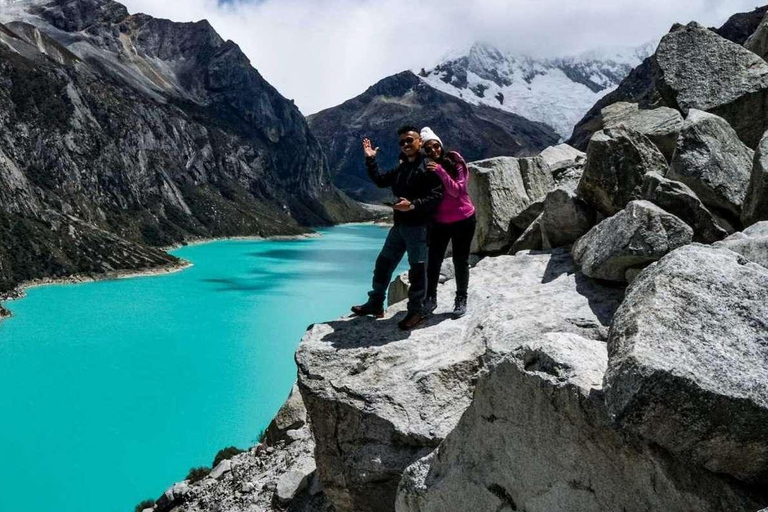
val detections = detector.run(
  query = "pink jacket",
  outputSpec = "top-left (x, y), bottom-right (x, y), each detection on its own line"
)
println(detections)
top-left (432, 151), bottom-right (476, 224)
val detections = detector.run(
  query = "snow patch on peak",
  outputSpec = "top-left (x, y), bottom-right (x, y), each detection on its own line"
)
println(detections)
top-left (415, 41), bottom-right (656, 139)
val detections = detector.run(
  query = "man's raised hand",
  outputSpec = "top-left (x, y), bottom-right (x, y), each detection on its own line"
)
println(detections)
top-left (362, 138), bottom-right (379, 158)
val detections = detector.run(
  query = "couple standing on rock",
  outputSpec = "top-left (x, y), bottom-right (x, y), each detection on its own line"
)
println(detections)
top-left (351, 125), bottom-right (477, 330)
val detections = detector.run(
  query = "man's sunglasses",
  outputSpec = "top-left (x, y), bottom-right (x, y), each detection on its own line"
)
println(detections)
top-left (399, 137), bottom-right (416, 147)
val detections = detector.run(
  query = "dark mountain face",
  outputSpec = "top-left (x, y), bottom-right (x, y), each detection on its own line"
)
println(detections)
top-left (308, 71), bottom-right (559, 202)
top-left (0, 0), bottom-right (364, 292)
top-left (712, 6), bottom-right (768, 44)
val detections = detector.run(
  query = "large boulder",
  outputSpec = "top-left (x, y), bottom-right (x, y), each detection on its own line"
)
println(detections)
top-left (540, 144), bottom-right (586, 192)
top-left (642, 172), bottom-right (730, 243)
top-left (296, 250), bottom-right (624, 512)
top-left (467, 156), bottom-right (555, 253)
top-left (655, 22), bottom-right (768, 148)
top-left (743, 129), bottom-right (768, 227)
top-left (601, 102), bottom-right (684, 161)
top-left (605, 244), bottom-right (768, 485)
top-left (745, 12), bottom-right (768, 60)
top-left (509, 214), bottom-right (543, 254)
top-left (668, 109), bottom-right (753, 221)
top-left (576, 126), bottom-right (668, 217)
top-left (396, 335), bottom-right (765, 512)
top-left (539, 188), bottom-right (596, 249)
top-left (715, 221), bottom-right (768, 269)
top-left (572, 200), bottom-right (693, 282)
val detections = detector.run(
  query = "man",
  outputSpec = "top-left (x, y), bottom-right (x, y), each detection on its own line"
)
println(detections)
top-left (351, 125), bottom-right (444, 330)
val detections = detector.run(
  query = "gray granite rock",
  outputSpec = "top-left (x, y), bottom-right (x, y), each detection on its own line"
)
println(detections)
top-left (539, 144), bottom-right (585, 174)
top-left (468, 156), bottom-right (555, 252)
top-left (387, 272), bottom-right (410, 307)
top-left (743, 129), bottom-right (768, 227)
top-left (716, 221), bottom-right (768, 269)
top-left (655, 22), bottom-right (768, 148)
top-left (605, 244), bottom-right (768, 485)
top-left (572, 200), bottom-right (693, 282)
top-left (746, 12), bottom-right (768, 59)
top-left (296, 250), bottom-right (623, 512)
top-left (208, 460), bottom-right (231, 480)
top-left (509, 214), bottom-right (543, 254)
top-left (265, 382), bottom-right (308, 445)
top-left (642, 171), bottom-right (730, 243)
top-left (275, 459), bottom-right (317, 505)
top-left (576, 126), bottom-right (668, 217)
top-left (539, 188), bottom-right (597, 249)
top-left (397, 334), bottom-right (765, 512)
top-left (668, 109), bottom-right (753, 220)
top-left (601, 102), bottom-right (684, 161)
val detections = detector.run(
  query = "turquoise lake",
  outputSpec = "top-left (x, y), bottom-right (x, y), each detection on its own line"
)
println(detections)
top-left (0, 224), bottom-right (403, 512)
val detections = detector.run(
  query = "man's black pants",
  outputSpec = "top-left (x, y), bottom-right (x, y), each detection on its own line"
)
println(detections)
top-left (367, 224), bottom-right (428, 313)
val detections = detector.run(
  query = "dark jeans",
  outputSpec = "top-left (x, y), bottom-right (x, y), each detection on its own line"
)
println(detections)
top-left (427, 214), bottom-right (476, 299)
top-left (368, 224), bottom-right (429, 313)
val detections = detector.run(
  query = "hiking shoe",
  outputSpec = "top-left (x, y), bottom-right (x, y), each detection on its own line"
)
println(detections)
top-left (351, 302), bottom-right (384, 318)
top-left (423, 295), bottom-right (437, 316)
top-left (452, 295), bottom-right (467, 319)
top-left (398, 310), bottom-right (425, 330)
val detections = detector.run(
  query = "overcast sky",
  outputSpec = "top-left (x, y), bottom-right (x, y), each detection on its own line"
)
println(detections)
top-left (120, 0), bottom-right (759, 115)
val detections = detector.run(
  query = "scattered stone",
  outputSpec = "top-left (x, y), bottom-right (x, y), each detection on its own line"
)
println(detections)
top-left (387, 273), bottom-right (410, 307)
top-left (601, 102), bottom-right (684, 161)
top-left (642, 171), bottom-right (730, 243)
top-left (572, 200), bottom-right (693, 282)
top-left (468, 156), bottom-right (555, 252)
top-left (296, 250), bottom-right (624, 512)
top-left (743, 129), bottom-right (768, 226)
top-left (275, 461), bottom-right (316, 505)
top-left (265, 383), bottom-right (307, 445)
top-left (668, 109), bottom-right (753, 220)
top-left (605, 244), bottom-right (768, 485)
top-left (539, 188), bottom-right (596, 249)
top-left (396, 334), bottom-right (764, 512)
top-left (715, 221), bottom-right (768, 268)
top-left (240, 482), bottom-right (255, 494)
top-left (576, 126), bottom-right (668, 216)
top-left (209, 460), bottom-right (232, 480)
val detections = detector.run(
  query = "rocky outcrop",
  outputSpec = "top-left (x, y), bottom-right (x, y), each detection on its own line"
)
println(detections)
top-left (668, 109), bottom-right (753, 221)
top-left (642, 172), bottom-right (730, 243)
top-left (467, 156), bottom-right (555, 252)
top-left (296, 250), bottom-right (624, 512)
top-left (572, 200), bottom-right (693, 282)
top-left (307, 71), bottom-right (558, 202)
top-left (743, 129), bottom-right (768, 227)
top-left (715, 221), bottom-right (768, 269)
top-left (539, 188), bottom-right (596, 249)
top-left (714, 5), bottom-right (768, 44)
top-left (540, 144), bottom-right (586, 192)
top-left (265, 383), bottom-right (308, 445)
top-left (576, 126), bottom-right (668, 216)
top-left (600, 102), bottom-right (683, 161)
top-left (0, 0), bottom-right (366, 293)
top-left (570, 19), bottom-right (768, 151)
top-left (605, 244), bottom-right (768, 485)
top-left (396, 335), bottom-right (764, 512)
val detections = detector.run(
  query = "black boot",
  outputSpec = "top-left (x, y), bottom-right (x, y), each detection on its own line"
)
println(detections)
top-left (423, 294), bottom-right (437, 315)
top-left (452, 295), bottom-right (467, 319)
top-left (398, 310), bottom-right (426, 330)
top-left (351, 301), bottom-right (384, 318)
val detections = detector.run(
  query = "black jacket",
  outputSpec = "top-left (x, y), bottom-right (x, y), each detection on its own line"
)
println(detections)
top-left (366, 153), bottom-right (444, 226)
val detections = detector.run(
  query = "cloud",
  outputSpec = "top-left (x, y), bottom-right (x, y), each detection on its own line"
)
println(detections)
top-left (120, 0), bottom-right (759, 115)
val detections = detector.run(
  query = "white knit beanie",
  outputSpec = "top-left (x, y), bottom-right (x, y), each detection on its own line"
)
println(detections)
top-left (420, 127), bottom-right (443, 148)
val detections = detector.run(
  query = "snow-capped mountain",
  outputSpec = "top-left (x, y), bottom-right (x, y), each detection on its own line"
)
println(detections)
top-left (417, 41), bottom-right (657, 139)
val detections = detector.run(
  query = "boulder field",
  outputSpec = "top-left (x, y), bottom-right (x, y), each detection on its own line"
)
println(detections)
top-left (150, 7), bottom-right (768, 512)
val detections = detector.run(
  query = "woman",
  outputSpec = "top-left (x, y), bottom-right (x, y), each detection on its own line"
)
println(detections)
top-left (421, 127), bottom-right (476, 319)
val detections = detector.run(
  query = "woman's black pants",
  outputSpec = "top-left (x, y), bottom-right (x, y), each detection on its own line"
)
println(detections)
top-left (427, 214), bottom-right (476, 299)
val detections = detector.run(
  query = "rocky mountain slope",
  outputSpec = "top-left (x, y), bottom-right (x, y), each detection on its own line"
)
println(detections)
top-left (419, 41), bottom-right (656, 139)
top-left (148, 5), bottom-right (768, 512)
top-left (0, 0), bottom-right (366, 293)
top-left (307, 71), bottom-right (558, 202)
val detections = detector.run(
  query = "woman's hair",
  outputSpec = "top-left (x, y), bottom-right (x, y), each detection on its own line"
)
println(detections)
top-left (436, 149), bottom-right (459, 178)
